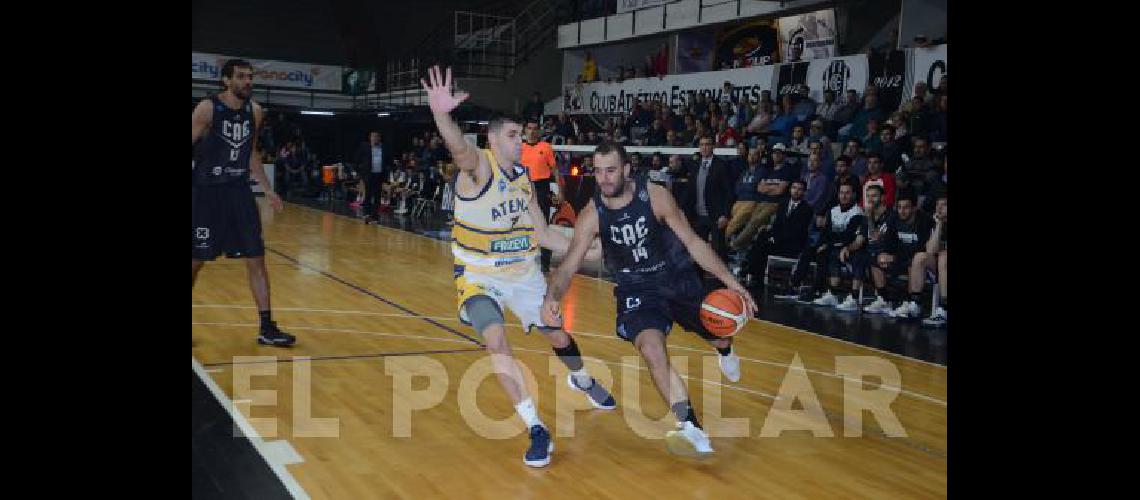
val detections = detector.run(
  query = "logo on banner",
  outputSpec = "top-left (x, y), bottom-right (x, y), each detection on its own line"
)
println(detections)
top-left (821, 60), bottom-right (851, 94)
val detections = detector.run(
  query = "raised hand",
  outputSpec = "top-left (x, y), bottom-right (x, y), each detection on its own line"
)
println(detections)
top-left (420, 65), bottom-right (469, 116)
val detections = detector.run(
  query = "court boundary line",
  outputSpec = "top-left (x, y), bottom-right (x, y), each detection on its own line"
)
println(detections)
top-left (281, 201), bottom-right (947, 369)
top-left (192, 357), bottom-right (310, 500)
top-left (201, 347), bottom-right (485, 367)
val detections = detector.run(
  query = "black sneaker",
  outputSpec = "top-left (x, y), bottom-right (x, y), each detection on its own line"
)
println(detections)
top-left (257, 321), bottom-right (296, 347)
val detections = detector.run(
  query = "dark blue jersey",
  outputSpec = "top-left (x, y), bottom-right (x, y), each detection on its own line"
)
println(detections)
top-left (193, 95), bottom-right (255, 186)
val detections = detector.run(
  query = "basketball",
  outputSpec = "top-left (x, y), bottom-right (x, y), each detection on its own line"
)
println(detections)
top-left (700, 289), bottom-right (748, 337)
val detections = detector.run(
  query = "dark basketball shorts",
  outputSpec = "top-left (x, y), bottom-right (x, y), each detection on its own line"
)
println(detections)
top-left (192, 184), bottom-right (265, 261)
top-left (613, 272), bottom-right (719, 343)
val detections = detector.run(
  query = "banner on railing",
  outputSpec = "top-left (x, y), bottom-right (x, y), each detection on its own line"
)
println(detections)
top-left (905, 44), bottom-right (947, 102)
top-left (562, 64), bottom-right (776, 114)
top-left (192, 52), bottom-right (343, 91)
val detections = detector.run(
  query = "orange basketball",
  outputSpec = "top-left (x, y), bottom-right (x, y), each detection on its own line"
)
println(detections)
top-left (700, 289), bottom-right (748, 337)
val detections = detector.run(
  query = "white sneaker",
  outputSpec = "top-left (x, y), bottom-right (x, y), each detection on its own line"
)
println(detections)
top-left (813, 291), bottom-right (839, 307)
top-left (923, 306), bottom-right (947, 326)
top-left (863, 296), bottom-right (891, 314)
top-left (718, 346), bottom-right (741, 383)
top-left (664, 421), bottom-right (714, 457)
top-left (889, 301), bottom-right (921, 319)
top-left (836, 294), bottom-right (859, 311)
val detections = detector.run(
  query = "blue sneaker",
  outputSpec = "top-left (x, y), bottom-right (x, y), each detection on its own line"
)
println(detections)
top-left (524, 425), bottom-right (554, 468)
top-left (567, 373), bottom-right (617, 410)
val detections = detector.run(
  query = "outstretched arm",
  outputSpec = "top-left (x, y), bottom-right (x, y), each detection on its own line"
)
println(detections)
top-left (649, 183), bottom-right (757, 315)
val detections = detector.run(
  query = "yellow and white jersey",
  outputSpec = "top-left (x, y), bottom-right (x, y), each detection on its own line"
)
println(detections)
top-left (451, 148), bottom-right (539, 277)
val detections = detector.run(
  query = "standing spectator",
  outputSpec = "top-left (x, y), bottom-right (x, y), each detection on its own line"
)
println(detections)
top-left (861, 152), bottom-right (897, 209)
top-left (861, 118), bottom-right (883, 154)
top-left (582, 51), bottom-right (597, 82)
top-left (930, 95), bottom-right (948, 144)
top-left (283, 141), bottom-right (307, 196)
top-left (788, 125), bottom-right (809, 155)
top-left (682, 135), bottom-right (736, 258)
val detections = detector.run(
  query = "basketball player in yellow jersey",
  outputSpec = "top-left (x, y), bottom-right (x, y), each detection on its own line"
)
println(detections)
top-left (421, 66), bottom-right (615, 468)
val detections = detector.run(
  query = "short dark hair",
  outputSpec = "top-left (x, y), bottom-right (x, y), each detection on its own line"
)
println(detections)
top-left (865, 151), bottom-right (882, 161)
top-left (880, 124), bottom-right (895, 134)
top-left (488, 114), bottom-right (522, 134)
top-left (221, 59), bottom-right (252, 80)
top-left (866, 184), bottom-right (884, 195)
top-left (896, 189), bottom-right (917, 206)
top-left (594, 141), bottom-right (630, 166)
top-left (846, 137), bottom-right (862, 147)
top-left (836, 155), bottom-right (851, 165)
top-left (790, 179), bottom-right (807, 189)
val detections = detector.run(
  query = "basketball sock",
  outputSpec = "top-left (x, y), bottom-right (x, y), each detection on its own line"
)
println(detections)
top-left (259, 310), bottom-right (273, 329)
top-left (553, 339), bottom-right (593, 388)
top-left (671, 400), bottom-right (701, 429)
top-left (716, 344), bottom-right (733, 357)
top-left (515, 398), bottom-right (543, 429)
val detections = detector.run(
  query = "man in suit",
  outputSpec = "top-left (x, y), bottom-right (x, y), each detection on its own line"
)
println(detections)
top-left (744, 179), bottom-right (814, 292)
top-left (353, 130), bottom-right (386, 221)
top-left (682, 135), bottom-right (735, 259)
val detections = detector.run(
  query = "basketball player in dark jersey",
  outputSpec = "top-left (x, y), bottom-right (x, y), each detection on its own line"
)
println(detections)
top-left (542, 142), bottom-right (757, 457)
top-left (192, 59), bottom-right (295, 347)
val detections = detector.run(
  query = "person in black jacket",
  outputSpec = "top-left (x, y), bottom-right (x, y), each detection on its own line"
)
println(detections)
top-left (744, 178), bottom-right (814, 291)
top-left (353, 131), bottom-right (386, 221)
top-left (682, 135), bottom-right (735, 258)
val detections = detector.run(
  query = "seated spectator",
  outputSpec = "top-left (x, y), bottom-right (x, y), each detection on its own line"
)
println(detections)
top-left (806, 139), bottom-right (833, 178)
top-left (829, 155), bottom-right (863, 208)
top-left (728, 143), bottom-right (794, 251)
top-left (841, 138), bottom-right (869, 178)
top-left (879, 124), bottom-right (905, 173)
top-left (392, 161), bottom-right (421, 215)
top-left (665, 129), bottom-right (684, 147)
top-left (898, 137), bottom-right (937, 201)
top-left (730, 142), bottom-right (750, 182)
top-left (861, 152), bottom-right (897, 209)
top-left (861, 118), bottom-right (883, 154)
top-left (834, 89), bottom-right (861, 135)
top-left (905, 97), bottom-right (932, 140)
top-left (930, 95), bottom-right (948, 144)
top-left (816, 90), bottom-right (841, 129)
top-left (716, 116), bottom-right (742, 147)
top-left (788, 125), bottom-right (810, 155)
top-left (844, 92), bottom-right (884, 143)
top-left (793, 88), bottom-right (817, 123)
top-left (770, 94), bottom-right (799, 144)
top-left (745, 100), bottom-right (775, 134)
top-left (913, 195), bottom-right (948, 325)
top-left (647, 153), bottom-right (671, 188)
top-left (583, 130), bottom-right (599, 145)
top-left (725, 148), bottom-right (766, 246)
top-left (856, 185), bottom-right (899, 314)
top-left (744, 178), bottom-right (815, 291)
top-left (800, 183), bottom-right (867, 310)
top-left (868, 193), bottom-right (935, 317)
top-left (801, 152), bottom-right (833, 215)
top-left (555, 113), bottom-right (574, 141)
top-left (647, 119), bottom-right (667, 146)
top-left (900, 82), bottom-right (935, 114)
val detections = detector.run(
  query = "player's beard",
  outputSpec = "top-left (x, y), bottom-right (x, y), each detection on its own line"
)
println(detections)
top-left (234, 85), bottom-right (252, 101)
top-left (602, 175), bottom-right (627, 198)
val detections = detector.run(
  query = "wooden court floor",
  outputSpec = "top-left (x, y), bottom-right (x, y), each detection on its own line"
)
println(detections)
top-left (192, 200), bottom-right (947, 499)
